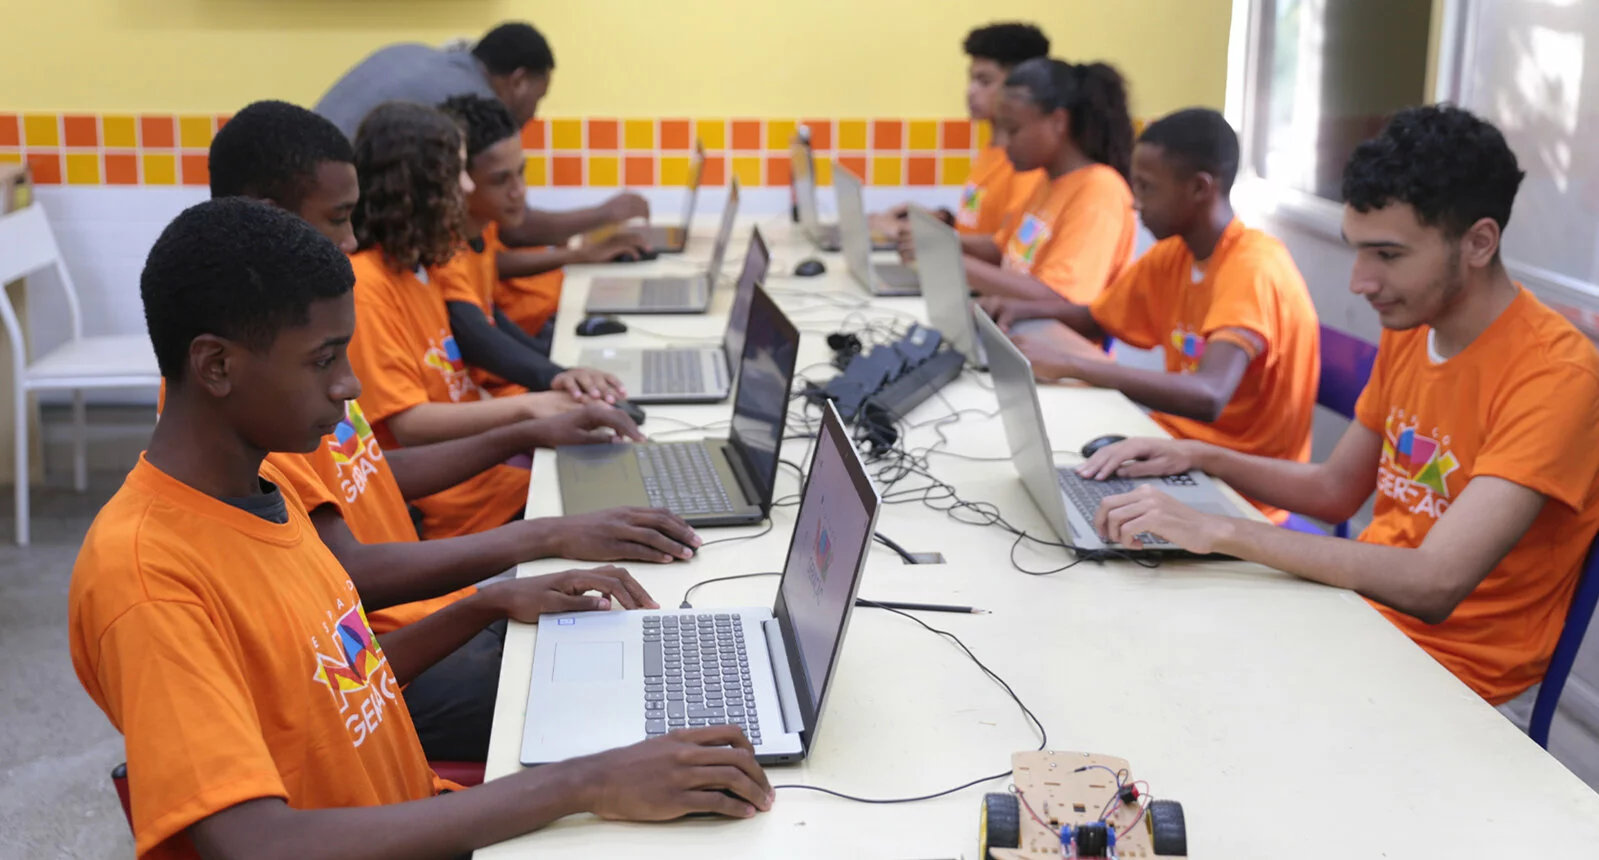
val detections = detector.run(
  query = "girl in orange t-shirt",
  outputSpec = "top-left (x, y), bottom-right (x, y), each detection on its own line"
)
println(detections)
top-left (962, 59), bottom-right (1137, 306)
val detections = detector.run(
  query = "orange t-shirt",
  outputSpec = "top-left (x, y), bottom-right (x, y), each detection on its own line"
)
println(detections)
top-left (430, 224), bottom-right (534, 398)
top-left (1090, 220), bottom-right (1320, 522)
top-left (348, 248), bottom-right (529, 539)
top-left (69, 456), bottom-right (439, 860)
top-left (1354, 286), bottom-right (1599, 704)
top-left (994, 163), bottom-right (1136, 304)
top-left (265, 398), bottom-right (475, 634)
top-left (956, 144), bottom-right (1045, 238)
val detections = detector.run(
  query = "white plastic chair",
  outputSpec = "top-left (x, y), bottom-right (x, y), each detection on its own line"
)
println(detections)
top-left (0, 205), bottom-right (160, 545)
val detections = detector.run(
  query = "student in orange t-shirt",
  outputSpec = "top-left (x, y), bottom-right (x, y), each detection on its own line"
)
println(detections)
top-left (982, 109), bottom-right (1320, 520)
top-left (959, 58), bottom-right (1137, 305)
top-left (71, 199), bottom-right (772, 860)
top-left (1082, 106), bottom-right (1599, 708)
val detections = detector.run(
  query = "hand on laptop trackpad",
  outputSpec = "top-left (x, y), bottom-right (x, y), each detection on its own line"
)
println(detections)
top-left (552, 641), bottom-right (624, 682)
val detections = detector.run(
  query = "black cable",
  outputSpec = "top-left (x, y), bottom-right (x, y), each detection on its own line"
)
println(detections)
top-left (678, 571), bottom-right (780, 609)
top-left (692, 520), bottom-right (774, 552)
top-left (872, 532), bottom-right (917, 564)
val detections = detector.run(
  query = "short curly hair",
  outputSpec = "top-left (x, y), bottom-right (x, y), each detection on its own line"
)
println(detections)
top-left (1139, 108), bottom-right (1240, 192)
top-left (352, 101), bottom-right (467, 271)
top-left (439, 94), bottom-right (520, 170)
top-left (142, 198), bottom-right (354, 381)
top-left (963, 22), bottom-right (1050, 69)
top-left (1343, 105), bottom-right (1525, 242)
top-left (209, 100), bottom-right (352, 209)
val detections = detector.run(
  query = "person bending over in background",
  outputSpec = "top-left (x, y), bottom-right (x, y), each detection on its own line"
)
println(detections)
top-left (961, 58), bottom-right (1138, 306)
top-left (70, 198), bottom-right (771, 860)
top-left (207, 99), bottom-right (702, 761)
top-left (983, 109), bottom-right (1320, 522)
top-left (1081, 105), bottom-right (1599, 709)
top-left (316, 21), bottom-right (652, 255)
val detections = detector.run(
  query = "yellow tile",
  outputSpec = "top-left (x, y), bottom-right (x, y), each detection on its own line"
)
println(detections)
top-left (659, 155), bottom-right (691, 186)
top-left (65, 153), bottom-right (100, 185)
top-left (143, 154), bottom-right (177, 185)
top-left (178, 116), bottom-right (213, 149)
top-left (23, 114), bottom-right (59, 147)
top-left (624, 119), bottom-right (654, 150)
top-left (524, 155), bottom-right (547, 187)
top-left (908, 120), bottom-right (938, 151)
top-left (102, 115), bottom-right (137, 148)
top-left (588, 155), bottom-right (620, 187)
top-left (551, 119), bottom-right (582, 150)
top-left (695, 119), bottom-right (726, 150)
top-left (0, 152), bottom-right (21, 165)
top-left (976, 122), bottom-right (992, 149)
top-left (837, 119), bottom-right (867, 151)
top-left (814, 158), bottom-right (833, 187)
top-left (766, 119), bottom-right (797, 150)
top-left (731, 156), bottom-right (761, 187)
top-left (871, 156), bottom-right (902, 186)
top-left (940, 155), bottom-right (972, 186)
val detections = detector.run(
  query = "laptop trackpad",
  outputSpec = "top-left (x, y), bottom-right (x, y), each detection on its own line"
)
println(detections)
top-left (552, 641), bottom-right (624, 682)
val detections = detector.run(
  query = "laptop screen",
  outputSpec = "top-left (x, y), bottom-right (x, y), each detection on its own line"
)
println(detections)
top-left (728, 284), bottom-right (798, 512)
top-left (973, 311), bottom-right (1075, 539)
top-left (705, 178), bottom-right (741, 282)
top-left (722, 227), bottom-right (770, 364)
top-left (909, 207), bottom-right (983, 366)
top-left (681, 144), bottom-right (705, 225)
top-left (773, 402), bottom-right (879, 739)
top-left (791, 140), bottom-right (822, 234)
top-left (830, 161), bottom-right (872, 287)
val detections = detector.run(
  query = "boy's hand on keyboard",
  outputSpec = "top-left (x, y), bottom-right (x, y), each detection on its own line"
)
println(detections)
top-left (526, 402), bottom-right (645, 446)
top-left (978, 295), bottom-right (1065, 333)
top-left (488, 565), bottom-right (658, 621)
top-left (1011, 324), bottom-right (1111, 382)
top-left (549, 507), bottom-right (701, 563)
top-left (574, 725), bottom-right (773, 821)
top-left (1077, 437), bottom-right (1197, 482)
top-left (551, 366), bottom-right (626, 403)
top-left (1093, 484), bottom-right (1225, 553)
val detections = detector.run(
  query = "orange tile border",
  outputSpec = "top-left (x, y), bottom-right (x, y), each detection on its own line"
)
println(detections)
top-left (104, 152), bottom-right (138, 185)
top-left (587, 119), bottom-right (619, 151)
top-left (766, 155), bottom-right (791, 188)
top-left (624, 154), bottom-right (654, 186)
top-left (521, 119), bottom-right (546, 149)
top-left (907, 155), bottom-right (937, 187)
top-left (180, 153), bottom-right (209, 186)
top-left (0, 115), bottom-right (18, 148)
top-left (942, 120), bottom-right (973, 150)
top-left (552, 154), bottom-right (583, 187)
top-left (730, 119), bottom-right (761, 151)
top-left (660, 119), bottom-right (692, 151)
top-left (63, 115), bottom-right (98, 148)
top-left (872, 120), bottom-right (903, 151)
top-left (140, 116), bottom-right (175, 149)
top-left (801, 119), bottom-right (832, 151)
top-left (27, 152), bottom-right (62, 184)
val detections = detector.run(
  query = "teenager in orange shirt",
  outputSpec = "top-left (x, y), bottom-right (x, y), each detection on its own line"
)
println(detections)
top-left (1083, 106), bottom-right (1599, 707)
top-left (960, 58), bottom-right (1137, 305)
top-left (982, 109), bottom-right (1320, 520)
top-left (71, 198), bottom-right (772, 860)
top-left (207, 100), bottom-right (704, 760)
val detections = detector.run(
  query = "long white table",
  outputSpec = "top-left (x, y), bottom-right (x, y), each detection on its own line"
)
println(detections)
top-left (478, 217), bottom-right (1599, 858)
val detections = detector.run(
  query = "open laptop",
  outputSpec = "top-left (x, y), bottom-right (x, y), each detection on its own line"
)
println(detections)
top-left (789, 139), bottom-right (895, 252)
top-left (524, 399), bottom-right (879, 766)
top-left (556, 283), bottom-right (798, 527)
top-left (834, 161), bottom-right (920, 297)
top-left (909, 205), bottom-right (987, 369)
top-left (632, 142), bottom-right (705, 253)
top-left (578, 227), bottom-right (769, 404)
top-left (585, 178), bottom-right (741, 315)
top-left (973, 310), bottom-right (1243, 559)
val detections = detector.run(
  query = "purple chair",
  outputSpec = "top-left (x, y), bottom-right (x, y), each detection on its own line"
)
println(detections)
top-left (1529, 544), bottom-right (1599, 748)
top-left (1282, 326), bottom-right (1379, 537)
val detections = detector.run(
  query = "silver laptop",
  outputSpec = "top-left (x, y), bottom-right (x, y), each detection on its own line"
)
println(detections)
top-left (585, 177), bottom-right (740, 315)
top-left (789, 139), bottom-right (894, 252)
top-left (524, 400), bottom-right (879, 766)
top-left (834, 160), bottom-right (920, 296)
top-left (557, 283), bottom-right (798, 527)
top-left (974, 310), bottom-right (1242, 559)
top-left (633, 143), bottom-right (705, 253)
top-left (579, 228), bottom-right (769, 404)
top-left (909, 206), bottom-right (987, 369)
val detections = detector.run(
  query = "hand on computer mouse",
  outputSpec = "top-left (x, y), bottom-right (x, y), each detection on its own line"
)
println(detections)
top-left (573, 725), bottom-right (773, 821)
top-left (579, 234), bottom-right (651, 264)
top-left (576, 315), bottom-right (629, 337)
top-left (1076, 437), bottom-right (1199, 482)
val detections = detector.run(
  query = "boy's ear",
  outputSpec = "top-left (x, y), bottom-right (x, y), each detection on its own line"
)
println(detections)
top-left (187, 335), bottom-right (236, 398)
top-left (1190, 170), bottom-right (1218, 204)
top-left (1460, 216), bottom-right (1502, 269)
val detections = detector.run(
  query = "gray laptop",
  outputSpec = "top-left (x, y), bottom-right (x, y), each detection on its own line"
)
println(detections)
top-left (789, 140), bottom-right (894, 252)
top-left (974, 310), bottom-right (1242, 559)
top-left (578, 227), bottom-right (769, 404)
top-left (633, 143), bottom-right (705, 253)
top-left (556, 283), bottom-right (798, 527)
top-left (523, 400), bottom-right (879, 766)
top-left (585, 177), bottom-right (740, 315)
top-left (834, 160), bottom-right (920, 296)
top-left (909, 205), bottom-right (987, 369)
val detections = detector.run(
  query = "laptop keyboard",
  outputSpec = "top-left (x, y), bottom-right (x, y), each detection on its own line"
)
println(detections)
top-left (636, 443), bottom-right (735, 515)
top-left (643, 613), bottom-right (761, 743)
top-left (641, 350), bottom-right (706, 395)
top-left (1056, 470), bottom-right (1169, 548)
top-left (639, 278), bottom-right (695, 308)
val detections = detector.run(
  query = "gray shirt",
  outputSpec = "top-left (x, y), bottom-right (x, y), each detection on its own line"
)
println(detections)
top-left (315, 43), bottom-right (496, 140)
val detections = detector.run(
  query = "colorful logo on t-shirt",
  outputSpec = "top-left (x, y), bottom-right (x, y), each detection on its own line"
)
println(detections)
top-left (1003, 213), bottom-right (1052, 274)
top-left (1377, 411), bottom-right (1462, 518)
top-left (311, 600), bottom-right (401, 748)
top-left (325, 400), bottom-right (385, 504)
top-left (956, 183), bottom-right (984, 228)
top-left (422, 332), bottom-right (480, 402)
top-left (1168, 325), bottom-right (1206, 371)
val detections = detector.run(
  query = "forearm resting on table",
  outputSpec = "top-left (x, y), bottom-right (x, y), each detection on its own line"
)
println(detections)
top-left (314, 510), bottom-right (547, 611)
top-left (382, 423), bottom-right (536, 501)
top-left (965, 258), bottom-right (1058, 301)
top-left (498, 246), bottom-right (576, 279)
top-left (1063, 342), bottom-right (1248, 423)
top-left (377, 587), bottom-right (507, 685)
top-left (384, 400), bottom-right (530, 446)
top-left (962, 235), bottom-right (1002, 264)
top-left (1192, 427), bottom-right (1378, 524)
top-left (499, 204), bottom-right (610, 247)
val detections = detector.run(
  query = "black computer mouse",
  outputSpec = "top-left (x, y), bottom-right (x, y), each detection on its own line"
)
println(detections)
top-left (1081, 434), bottom-right (1128, 458)
top-left (794, 258), bottom-right (826, 277)
top-left (612, 248), bottom-right (660, 263)
top-left (613, 399), bottom-right (646, 426)
top-left (575, 315), bottom-right (628, 337)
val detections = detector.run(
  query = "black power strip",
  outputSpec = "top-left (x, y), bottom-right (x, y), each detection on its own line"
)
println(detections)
top-left (812, 325), bottom-right (966, 423)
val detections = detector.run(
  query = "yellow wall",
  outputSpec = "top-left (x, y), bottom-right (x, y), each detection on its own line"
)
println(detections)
top-left (4, 0), bottom-right (1232, 117)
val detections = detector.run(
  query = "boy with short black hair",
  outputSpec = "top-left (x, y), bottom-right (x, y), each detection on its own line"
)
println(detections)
top-left (70, 197), bottom-right (771, 860)
top-left (1081, 106), bottom-right (1599, 707)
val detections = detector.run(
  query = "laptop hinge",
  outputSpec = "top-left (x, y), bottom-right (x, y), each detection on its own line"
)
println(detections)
top-left (720, 442), bottom-right (762, 510)
top-left (762, 618), bottom-right (804, 736)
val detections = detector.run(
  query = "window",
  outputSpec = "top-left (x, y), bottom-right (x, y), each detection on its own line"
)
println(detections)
top-left (1247, 0), bottom-right (1433, 200)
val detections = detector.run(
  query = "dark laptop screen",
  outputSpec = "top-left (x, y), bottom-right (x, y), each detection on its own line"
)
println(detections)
top-left (722, 228), bottom-right (770, 365)
top-left (727, 284), bottom-right (798, 512)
